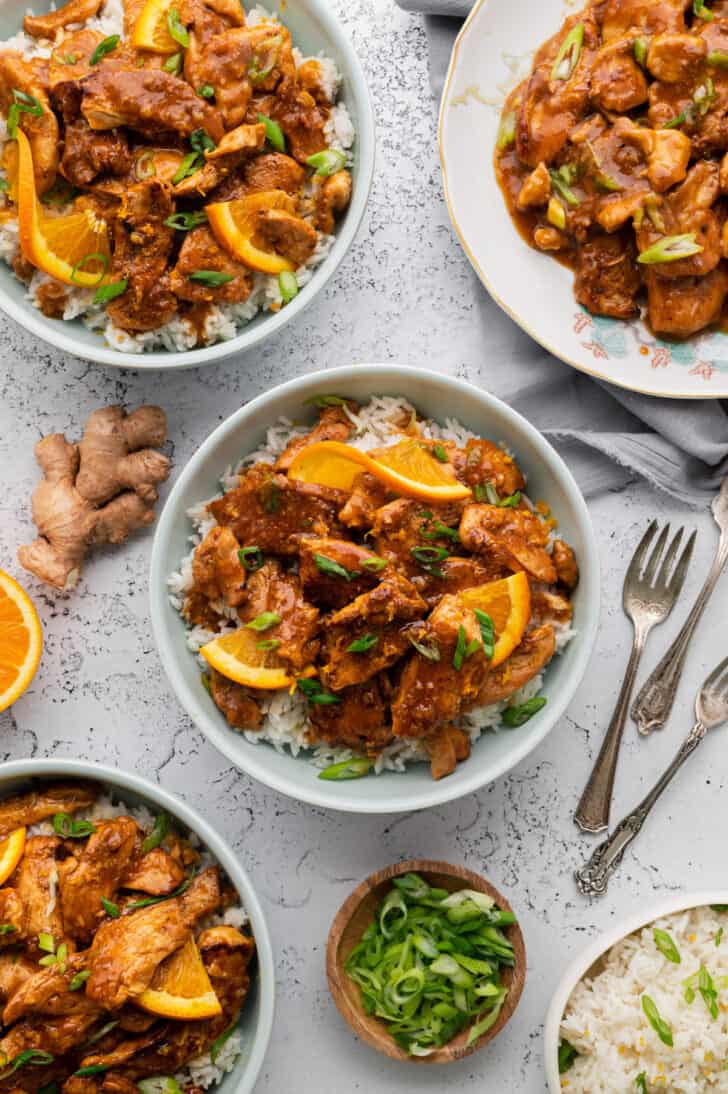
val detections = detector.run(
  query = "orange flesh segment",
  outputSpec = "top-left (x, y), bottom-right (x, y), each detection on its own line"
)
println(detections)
top-left (136, 935), bottom-right (222, 1020)
top-left (0, 570), bottom-right (42, 713)
top-left (131, 0), bottom-right (178, 53)
top-left (206, 190), bottom-right (297, 274)
top-left (0, 828), bottom-right (27, 886)
top-left (201, 626), bottom-right (293, 690)
top-left (459, 572), bottom-right (531, 668)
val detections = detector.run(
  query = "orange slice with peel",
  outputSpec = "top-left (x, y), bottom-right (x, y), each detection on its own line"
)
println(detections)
top-left (0, 570), bottom-right (42, 714)
top-left (459, 572), bottom-right (531, 668)
top-left (201, 626), bottom-right (293, 690)
top-left (0, 828), bottom-right (27, 886)
top-left (206, 190), bottom-right (297, 274)
top-left (131, 0), bottom-right (178, 53)
top-left (288, 439), bottom-right (473, 503)
top-left (135, 935), bottom-right (222, 1020)
top-left (16, 129), bottom-right (111, 288)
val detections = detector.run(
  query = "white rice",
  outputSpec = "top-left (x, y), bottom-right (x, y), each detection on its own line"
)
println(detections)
top-left (29, 790), bottom-right (249, 1090)
top-left (0, 0), bottom-right (355, 354)
top-left (561, 906), bottom-right (728, 1092)
top-left (168, 397), bottom-right (576, 774)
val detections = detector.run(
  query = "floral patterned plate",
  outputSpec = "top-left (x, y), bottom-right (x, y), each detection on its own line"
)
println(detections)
top-left (438, 0), bottom-right (728, 398)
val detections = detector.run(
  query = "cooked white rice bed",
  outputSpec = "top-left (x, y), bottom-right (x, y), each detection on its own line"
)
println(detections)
top-left (29, 790), bottom-right (248, 1089)
top-left (561, 906), bottom-right (728, 1092)
top-left (0, 2), bottom-right (356, 353)
top-left (167, 396), bottom-right (576, 773)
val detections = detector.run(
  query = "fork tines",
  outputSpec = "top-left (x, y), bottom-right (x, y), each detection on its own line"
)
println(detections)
top-left (628, 520), bottom-right (696, 599)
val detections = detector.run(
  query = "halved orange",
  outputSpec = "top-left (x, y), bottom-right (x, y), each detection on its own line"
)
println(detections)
top-left (206, 190), bottom-right (297, 274)
top-left (135, 935), bottom-right (222, 1020)
top-left (201, 626), bottom-right (292, 690)
top-left (459, 572), bottom-right (531, 668)
top-left (0, 828), bottom-right (27, 886)
top-left (0, 570), bottom-right (42, 714)
top-left (288, 439), bottom-right (473, 503)
top-left (131, 0), bottom-right (178, 53)
top-left (15, 129), bottom-right (111, 288)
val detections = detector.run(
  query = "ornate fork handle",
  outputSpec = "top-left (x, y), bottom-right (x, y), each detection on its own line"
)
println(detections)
top-left (575, 721), bottom-right (707, 897)
top-left (632, 534), bottom-right (728, 735)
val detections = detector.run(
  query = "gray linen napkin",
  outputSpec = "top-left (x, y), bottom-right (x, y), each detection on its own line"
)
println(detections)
top-left (394, 0), bottom-right (728, 506)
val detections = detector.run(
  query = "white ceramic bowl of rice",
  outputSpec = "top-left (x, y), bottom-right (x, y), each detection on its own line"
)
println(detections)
top-left (0, 0), bottom-right (374, 368)
top-left (149, 363), bottom-right (600, 813)
top-left (544, 892), bottom-right (728, 1093)
top-left (0, 757), bottom-right (275, 1094)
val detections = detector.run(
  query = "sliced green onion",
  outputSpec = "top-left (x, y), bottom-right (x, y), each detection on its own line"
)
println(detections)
top-left (318, 758), bottom-right (373, 781)
top-left (432, 443), bottom-right (448, 462)
top-left (8, 89), bottom-right (43, 139)
top-left (550, 22), bottom-right (584, 81)
top-left (635, 1073), bottom-right (647, 1093)
top-left (93, 279), bottom-right (127, 305)
top-left (717, 927), bottom-right (724, 946)
top-left (407, 634), bottom-right (440, 662)
top-left (210, 1028), bottom-right (236, 1065)
top-left (166, 8), bottom-right (189, 47)
top-left (101, 896), bottom-right (120, 918)
top-left (474, 610), bottom-right (495, 660)
top-left (163, 51), bottom-right (182, 74)
top-left (453, 625), bottom-right (479, 670)
top-left (694, 77), bottom-right (716, 116)
top-left (70, 252), bottom-right (108, 287)
top-left (238, 546), bottom-right (264, 572)
top-left (89, 35), bottom-right (119, 65)
top-left (0, 924), bottom-right (17, 935)
top-left (502, 696), bottom-right (547, 727)
top-left (547, 196), bottom-right (566, 230)
top-left (313, 553), bottom-right (356, 581)
top-left (0, 177), bottom-right (8, 192)
top-left (38, 932), bottom-right (54, 953)
top-left (69, 969), bottom-right (91, 991)
top-left (638, 233), bottom-right (703, 265)
top-left (141, 812), bottom-right (170, 855)
top-left (257, 113), bottom-right (286, 152)
top-left (188, 270), bottom-right (234, 286)
top-left (411, 546), bottom-right (449, 566)
top-left (201, 672), bottom-right (212, 694)
top-left (694, 0), bottom-right (713, 20)
top-left (549, 167), bottom-right (579, 207)
top-left (663, 110), bottom-right (689, 129)
top-left (641, 994), bottom-right (673, 1046)
top-left (699, 964), bottom-right (719, 1019)
top-left (84, 1020), bottom-right (119, 1047)
top-left (306, 149), bottom-right (347, 177)
top-left (126, 876), bottom-right (193, 911)
top-left (256, 638), bottom-right (280, 652)
top-left (135, 150), bottom-right (157, 181)
top-left (421, 519), bottom-right (459, 542)
top-left (245, 612), bottom-right (281, 632)
top-left (190, 128), bottom-right (216, 154)
top-left (707, 49), bottom-right (728, 66)
top-left (137, 1080), bottom-right (184, 1094)
top-left (297, 678), bottom-right (340, 705)
top-left (653, 928), bottom-right (681, 964)
top-left (0, 1051), bottom-right (54, 1079)
top-left (361, 556), bottom-right (387, 572)
top-left (496, 110), bottom-right (516, 151)
top-left (172, 151), bottom-right (201, 185)
top-left (346, 634), bottom-right (379, 654)
top-left (53, 813), bottom-right (96, 838)
top-left (278, 270), bottom-right (299, 303)
top-left (74, 1065), bottom-right (109, 1078)
top-left (633, 37), bottom-right (648, 67)
top-left (164, 211), bottom-right (208, 231)
top-left (197, 83), bottom-right (215, 98)
top-left (53, 51), bottom-right (78, 64)
top-left (305, 394), bottom-right (348, 407)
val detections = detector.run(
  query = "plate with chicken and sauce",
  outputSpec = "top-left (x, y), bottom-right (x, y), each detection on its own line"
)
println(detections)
top-left (439, 0), bottom-right (728, 397)
top-left (149, 364), bottom-right (600, 814)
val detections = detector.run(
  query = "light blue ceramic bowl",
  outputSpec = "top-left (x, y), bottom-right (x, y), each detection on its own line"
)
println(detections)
top-left (0, 1), bottom-right (374, 369)
top-left (0, 758), bottom-right (275, 1094)
top-left (150, 364), bottom-right (600, 813)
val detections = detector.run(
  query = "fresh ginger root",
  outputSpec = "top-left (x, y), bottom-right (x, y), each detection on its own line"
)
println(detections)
top-left (18, 405), bottom-right (171, 591)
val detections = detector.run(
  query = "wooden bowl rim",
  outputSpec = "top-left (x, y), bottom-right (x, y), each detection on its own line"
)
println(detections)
top-left (326, 859), bottom-right (526, 1064)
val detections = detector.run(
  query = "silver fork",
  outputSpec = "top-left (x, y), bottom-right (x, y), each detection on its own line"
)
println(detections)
top-left (632, 477), bottom-right (728, 735)
top-left (576, 655), bottom-right (728, 896)
top-left (574, 521), bottom-right (695, 834)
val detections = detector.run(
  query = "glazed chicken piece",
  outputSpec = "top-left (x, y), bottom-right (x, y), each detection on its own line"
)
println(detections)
top-left (208, 464), bottom-right (344, 556)
top-left (636, 161), bottom-right (722, 280)
top-left (3, 955), bottom-right (102, 1025)
top-left (121, 848), bottom-right (186, 896)
top-left (239, 560), bottom-right (320, 671)
top-left (209, 148), bottom-right (306, 203)
top-left (425, 724), bottom-right (471, 781)
top-left (253, 207), bottom-right (318, 267)
top-left (339, 473), bottom-right (391, 530)
top-left (209, 669), bottom-right (262, 731)
top-left (86, 867), bottom-right (220, 1008)
top-left (297, 58), bottom-right (336, 105)
top-left (0, 952), bottom-right (35, 1002)
top-left (275, 403), bottom-right (356, 471)
top-left (370, 498), bottom-right (465, 580)
top-left (0, 52), bottom-right (59, 193)
top-left (47, 29), bottom-right (105, 87)
top-left (599, 0), bottom-right (687, 41)
top-left (194, 24), bottom-right (294, 129)
top-left (172, 122), bottom-right (265, 198)
top-left (297, 536), bottom-right (388, 608)
top-left (646, 32), bottom-right (707, 82)
top-left (417, 557), bottom-right (507, 608)
top-left (77, 68), bottom-right (224, 141)
top-left (260, 81), bottom-right (329, 163)
top-left (450, 438), bottom-right (526, 497)
top-left (190, 526), bottom-right (248, 608)
top-left (0, 888), bottom-right (25, 943)
top-left (459, 504), bottom-right (557, 584)
top-left (71, 1028), bottom-right (167, 1079)
top-left (24, 0), bottom-right (103, 37)
top-left (391, 596), bottom-right (489, 740)
top-left (60, 120), bottom-right (133, 188)
top-left (180, 0), bottom-right (247, 90)
top-left (475, 624), bottom-right (556, 706)
top-left (13, 836), bottom-right (66, 944)
top-left (590, 37), bottom-right (648, 113)
top-left (308, 677), bottom-right (392, 752)
top-left (552, 539), bottom-right (579, 589)
top-left (647, 22), bottom-right (728, 154)
top-left (59, 817), bottom-right (140, 942)
top-left (170, 226), bottom-right (254, 305)
top-left (0, 1011), bottom-right (102, 1066)
top-left (321, 574), bottom-right (427, 691)
top-left (610, 117), bottom-right (691, 195)
top-left (313, 171), bottom-right (353, 235)
top-left (531, 588), bottom-right (573, 626)
top-left (574, 233), bottom-right (642, 319)
top-left (645, 266), bottom-right (728, 337)
top-left (107, 181), bottom-right (177, 333)
top-left (0, 783), bottom-right (98, 838)
top-left (515, 11), bottom-right (599, 166)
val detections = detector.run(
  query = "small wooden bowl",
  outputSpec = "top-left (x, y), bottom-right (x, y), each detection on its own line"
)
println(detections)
top-left (326, 859), bottom-right (526, 1064)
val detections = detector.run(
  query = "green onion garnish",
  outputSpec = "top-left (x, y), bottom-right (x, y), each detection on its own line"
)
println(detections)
top-left (53, 813), bottom-right (95, 839)
top-left (0, 924), bottom-right (17, 935)
top-left (453, 625), bottom-right (480, 670)
top-left (407, 634), bottom-right (440, 662)
top-left (238, 546), bottom-right (264, 572)
top-left (641, 995), bottom-right (673, 1046)
top-left (653, 928), bottom-right (681, 964)
top-left (245, 612), bottom-right (281, 632)
top-left (93, 280), bottom-right (127, 305)
top-left (257, 113), bottom-right (286, 152)
top-left (137, 1080), bottom-right (184, 1094)
top-left (318, 758), bottom-right (373, 781)
top-left (633, 38), bottom-right (648, 67)
top-left (716, 927), bottom-right (724, 946)
top-left (306, 149), bottom-right (347, 177)
top-left (101, 896), bottom-right (120, 918)
top-left (141, 812), bottom-right (170, 855)
top-left (69, 970), bottom-right (91, 991)
top-left (550, 22), bottom-right (584, 81)
top-left (474, 609), bottom-right (495, 660)
top-left (558, 1040), bottom-right (579, 1073)
top-left (432, 443), bottom-right (448, 462)
top-left (164, 211), bottom-right (208, 231)
top-left (74, 1065), bottom-right (109, 1078)
top-left (0, 1050), bottom-right (54, 1079)
top-left (70, 252), bottom-right (108, 287)
top-left (163, 51), bottom-right (182, 74)
top-left (256, 638), bottom-right (280, 652)
top-left (297, 678), bottom-right (340, 705)
top-left (126, 876), bottom-right (193, 911)
top-left (166, 8), bottom-right (189, 47)
top-left (346, 634), bottom-right (379, 654)
top-left (190, 128), bottom-right (216, 154)
top-left (305, 394), bottom-right (347, 407)
top-left (638, 233), bottom-right (703, 265)
top-left (313, 553), bottom-right (356, 581)
top-left (699, 964), bottom-right (719, 1019)
top-left (361, 556), bottom-right (388, 572)
top-left (694, 0), bottom-right (713, 19)
top-left (210, 1027), bottom-right (236, 1064)
top-left (188, 270), bottom-right (234, 286)
top-left (89, 35), bottom-right (119, 65)
top-left (197, 83), bottom-right (214, 98)
top-left (421, 519), bottom-right (459, 542)
top-left (38, 932), bottom-right (54, 953)
top-left (663, 110), bottom-right (688, 130)
top-left (7, 88), bottom-right (43, 139)
top-left (172, 151), bottom-right (201, 185)
top-left (278, 270), bottom-right (298, 303)
top-left (635, 1073), bottom-right (647, 1093)
top-left (502, 697), bottom-right (547, 727)
top-left (549, 167), bottom-right (579, 207)
top-left (708, 49), bottom-right (728, 65)
top-left (496, 110), bottom-right (516, 151)
top-left (53, 52), bottom-right (77, 64)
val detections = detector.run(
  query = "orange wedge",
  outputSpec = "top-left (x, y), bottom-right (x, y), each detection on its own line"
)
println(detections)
top-left (136, 935), bottom-right (222, 1020)
top-left (201, 626), bottom-right (292, 690)
top-left (0, 570), bottom-right (42, 714)
top-left (288, 439), bottom-right (473, 503)
top-left (0, 828), bottom-right (27, 886)
top-left (131, 0), bottom-right (178, 53)
top-left (16, 129), bottom-right (111, 288)
top-left (206, 190), bottom-right (297, 274)
top-left (459, 572), bottom-right (531, 668)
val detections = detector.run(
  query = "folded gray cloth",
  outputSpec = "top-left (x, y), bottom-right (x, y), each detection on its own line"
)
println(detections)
top-left (393, 0), bottom-right (728, 506)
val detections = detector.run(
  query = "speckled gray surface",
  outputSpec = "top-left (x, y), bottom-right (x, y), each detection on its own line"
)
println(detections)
top-left (1, 1), bottom-right (728, 1089)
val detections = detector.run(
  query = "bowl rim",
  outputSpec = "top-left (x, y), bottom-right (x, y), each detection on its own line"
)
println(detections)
top-left (543, 889), bottom-right (728, 1090)
top-left (0, 0), bottom-right (375, 371)
top-left (0, 757), bottom-right (275, 1094)
top-left (325, 858), bottom-right (526, 1064)
top-left (149, 361), bottom-right (601, 813)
